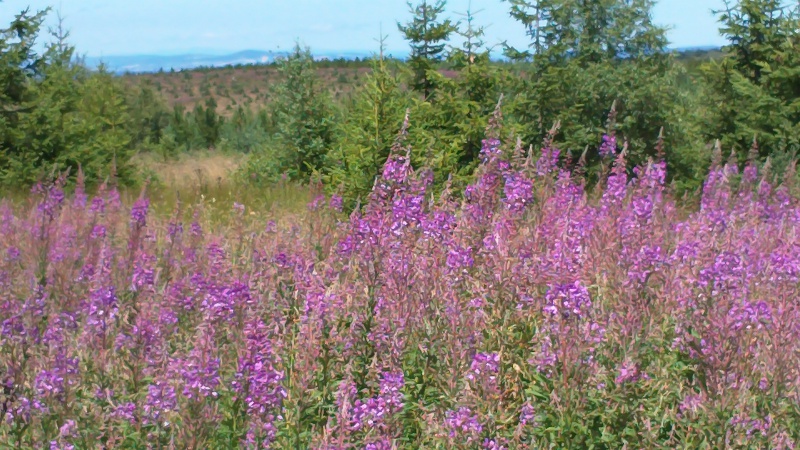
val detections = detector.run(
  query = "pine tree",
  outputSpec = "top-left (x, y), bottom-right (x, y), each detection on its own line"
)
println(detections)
top-left (0, 5), bottom-right (49, 184)
top-left (71, 65), bottom-right (136, 183)
top-left (701, 0), bottom-right (800, 163)
top-left (503, 0), bottom-right (692, 177)
top-left (398, 0), bottom-right (457, 99)
top-left (446, 4), bottom-right (508, 167)
top-left (325, 34), bottom-right (410, 207)
top-left (246, 43), bottom-right (336, 182)
top-left (1, 6), bottom-right (139, 186)
top-left (193, 96), bottom-right (222, 149)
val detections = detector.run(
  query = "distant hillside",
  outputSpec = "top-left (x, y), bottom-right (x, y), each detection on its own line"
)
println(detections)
top-left (87, 46), bottom-right (720, 74)
top-left (86, 49), bottom-right (396, 74)
top-left (123, 64), bottom-right (374, 116)
top-left (120, 46), bottom-right (724, 118)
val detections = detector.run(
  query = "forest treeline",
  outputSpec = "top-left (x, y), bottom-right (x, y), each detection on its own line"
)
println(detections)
top-left (1, 0), bottom-right (798, 205)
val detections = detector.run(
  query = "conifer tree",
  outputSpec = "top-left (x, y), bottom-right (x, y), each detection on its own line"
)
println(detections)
top-left (0, 5), bottom-right (48, 184)
top-left (193, 96), bottom-right (222, 149)
top-left (701, 0), bottom-right (800, 163)
top-left (272, 43), bottom-right (335, 179)
top-left (504, 0), bottom-right (693, 177)
top-left (1, 6), bottom-right (138, 185)
top-left (246, 43), bottom-right (335, 183)
top-left (326, 34), bottom-right (410, 206)
top-left (398, 0), bottom-right (457, 99)
top-left (127, 80), bottom-right (169, 151)
top-left (446, 5), bottom-right (508, 167)
top-left (219, 105), bottom-right (270, 154)
top-left (449, 3), bottom-right (487, 70)
top-left (71, 65), bottom-right (136, 183)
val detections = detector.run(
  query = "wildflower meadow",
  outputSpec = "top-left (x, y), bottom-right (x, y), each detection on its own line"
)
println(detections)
top-left (1, 110), bottom-right (799, 449)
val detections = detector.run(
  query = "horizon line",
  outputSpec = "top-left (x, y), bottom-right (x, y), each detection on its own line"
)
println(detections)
top-left (81, 44), bottom-right (723, 60)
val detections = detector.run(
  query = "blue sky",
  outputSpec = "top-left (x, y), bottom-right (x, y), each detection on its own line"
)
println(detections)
top-left (0, 0), bottom-right (728, 56)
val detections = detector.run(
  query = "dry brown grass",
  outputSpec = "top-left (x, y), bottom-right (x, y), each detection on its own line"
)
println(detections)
top-left (135, 151), bottom-right (244, 189)
top-left (130, 150), bottom-right (312, 224)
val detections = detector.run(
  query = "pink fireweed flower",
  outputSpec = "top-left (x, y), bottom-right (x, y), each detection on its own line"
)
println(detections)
top-left (364, 438), bottom-right (393, 450)
top-left (144, 379), bottom-right (177, 425)
top-left (34, 352), bottom-right (79, 406)
top-left (445, 407), bottom-right (482, 441)
top-left (543, 281), bottom-right (592, 319)
top-left (329, 194), bottom-right (344, 212)
top-left (307, 195), bottom-right (326, 211)
top-left (482, 438), bottom-right (508, 450)
top-left (35, 184), bottom-right (65, 219)
top-left (519, 403), bottom-right (537, 426)
top-left (111, 402), bottom-right (137, 424)
top-left (480, 138), bottom-right (502, 162)
top-left (59, 419), bottom-right (77, 437)
top-left (350, 397), bottom-right (389, 431)
top-left (731, 415), bottom-right (771, 437)
top-left (130, 197), bottom-right (150, 228)
top-left (5, 246), bottom-right (20, 262)
top-left (85, 285), bottom-right (117, 336)
top-left (379, 371), bottom-right (405, 410)
top-left (89, 224), bottom-right (106, 240)
top-left (380, 153), bottom-right (411, 185)
top-left (233, 318), bottom-right (286, 446)
top-left (167, 221), bottom-right (183, 240)
top-left (467, 352), bottom-right (500, 386)
top-left (615, 359), bottom-right (641, 385)
top-left (728, 300), bottom-right (772, 331)
top-left (349, 371), bottom-right (404, 431)
top-left (446, 245), bottom-right (474, 271)
top-left (599, 134), bottom-right (617, 157)
top-left (190, 220), bottom-right (203, 237)
top-left (536, 146), bottom-right (560, 176)
top-left (678, 393), bottom-right (704, 417)
top-left (503, 172), bottom-right (534, 212)
top-left (89, 195), bottom-right (105, 214)
top-left (530, 335), bottom-right (558, 374)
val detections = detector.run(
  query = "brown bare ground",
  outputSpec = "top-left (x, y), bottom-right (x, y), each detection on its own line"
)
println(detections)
top-left (122, 65), bottom-right (369, 117)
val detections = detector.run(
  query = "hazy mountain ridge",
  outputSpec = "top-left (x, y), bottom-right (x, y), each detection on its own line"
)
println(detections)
top-left (85, 49), bottom-right (397, 73)
top-left (87, 46), bottom-right (720, 74)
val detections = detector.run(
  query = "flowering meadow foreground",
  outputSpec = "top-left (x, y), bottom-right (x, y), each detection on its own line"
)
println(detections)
top-left (2, 115), bottom-right (800, 449)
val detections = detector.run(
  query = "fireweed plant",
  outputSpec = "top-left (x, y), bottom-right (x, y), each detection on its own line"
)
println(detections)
top-left (1, 108), bottom-right (800, 449)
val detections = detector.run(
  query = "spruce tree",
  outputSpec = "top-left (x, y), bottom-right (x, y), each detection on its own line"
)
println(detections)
top-left (71, 65), bottom-right (136, 183)
top-left (245, 43), bottom-right (335, 183)
top-left (504, 0), bottom-right (694, 178)
top-left (0, 5), bottom-right (48, 184)
top-left (127, 80), bottom-right (170, 151)
top-left (325, 35), bottom-right (410, 207)
top-left (1, 6), bottom-right (138, 186)
top-left (447, 5), bottom-right (508, 167)
top-left (398, 0), bottom-right (457, 99)
top-left (449, 3), bottom-right (487, 69)
top-left (701, 0), bottom-right (800, 163)
top-left (193, 96), bottom-right (222, 149)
